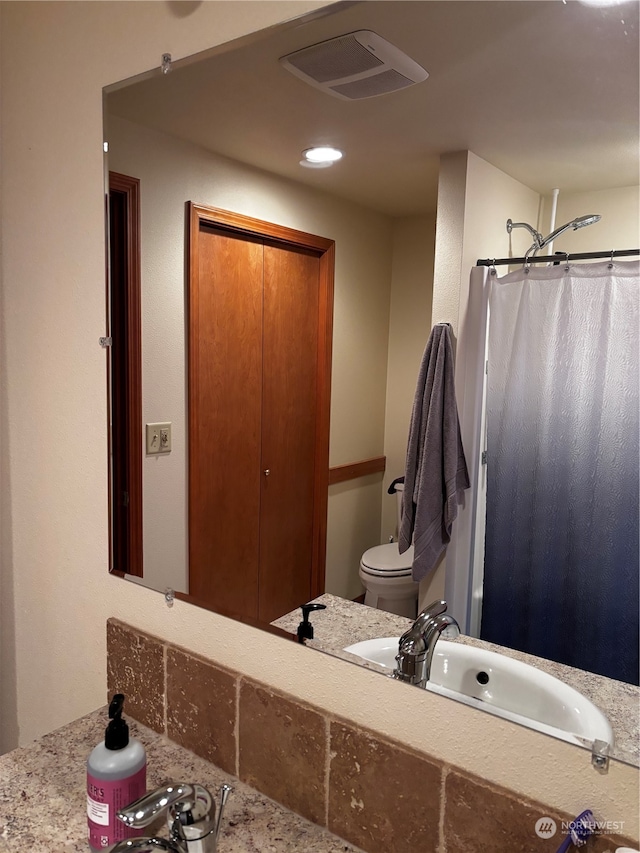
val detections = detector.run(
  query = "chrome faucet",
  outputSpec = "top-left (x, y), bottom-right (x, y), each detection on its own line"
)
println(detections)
top-left (111, 782), bottom-right (232, 853)
top-left (393, 600), bottom-right (460, 688)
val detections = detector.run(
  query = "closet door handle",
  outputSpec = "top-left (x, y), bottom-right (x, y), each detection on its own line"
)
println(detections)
top-left (264, 469), bottom-right (271, 477)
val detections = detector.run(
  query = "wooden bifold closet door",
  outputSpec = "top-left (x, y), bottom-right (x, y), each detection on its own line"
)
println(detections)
top-left (187, 203), bottom-right (334, 624)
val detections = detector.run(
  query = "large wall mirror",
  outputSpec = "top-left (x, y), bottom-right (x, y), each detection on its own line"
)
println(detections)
top-left (104, 0), bottom-right (639, 764)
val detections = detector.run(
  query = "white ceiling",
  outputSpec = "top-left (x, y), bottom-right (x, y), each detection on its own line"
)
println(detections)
top-left (107, 0), bottom-right (640, 217)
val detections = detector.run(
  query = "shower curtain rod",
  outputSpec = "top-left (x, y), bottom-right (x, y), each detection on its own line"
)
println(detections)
top-left (476, 248), bottom-right (639, 267)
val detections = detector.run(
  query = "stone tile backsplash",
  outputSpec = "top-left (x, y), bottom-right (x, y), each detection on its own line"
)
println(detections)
top-left (166, 646), bottom-right (237, 775)
top-left (106, 619), bottom-right (165, 733)
top-left (328, 721), bottom-right (442, 853)
top-left (443, 770), bottom-right (565, 853)
top-left (239, 681), bottom-right (327, 826)
top-left (106, 618), bottom-right (636, 853)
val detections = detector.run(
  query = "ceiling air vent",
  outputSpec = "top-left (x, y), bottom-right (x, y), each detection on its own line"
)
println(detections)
top-left (280, 31), bottom-right (428, 101)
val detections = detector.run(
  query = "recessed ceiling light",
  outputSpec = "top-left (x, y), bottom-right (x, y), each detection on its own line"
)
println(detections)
top-left (300, 146), bottom-right (343, 168)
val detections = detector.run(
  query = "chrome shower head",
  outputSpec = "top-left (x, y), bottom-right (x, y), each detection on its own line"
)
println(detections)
top-left (507, 214), bottom-right (602, 259)
top-left (535, 213), bottom-right (602, 254)
top-left (572, 214), bottom-right (602, 229)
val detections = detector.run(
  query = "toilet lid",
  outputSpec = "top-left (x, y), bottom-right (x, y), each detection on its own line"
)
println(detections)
top-left (360, 543), bottom-right (414, 577)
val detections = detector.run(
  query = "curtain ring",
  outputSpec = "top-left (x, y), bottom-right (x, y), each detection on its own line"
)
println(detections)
top-left (490, 259), bottom-right (497, 277)
top-left (564, 252), bottom-right (570, 272)
top-left (608, 249), bottom-right (614, 269)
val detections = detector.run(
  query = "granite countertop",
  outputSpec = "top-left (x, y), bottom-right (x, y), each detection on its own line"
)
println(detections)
top-left (273, 593), bottom-right (640, 768)
top-left (0, 709), bottom-right (362, 853)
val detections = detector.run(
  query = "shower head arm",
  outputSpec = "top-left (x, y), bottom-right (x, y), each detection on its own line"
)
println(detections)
top-left (506, 219), bottom-right (543, 247)
top-left (537, 221), bottom-right (575, 252)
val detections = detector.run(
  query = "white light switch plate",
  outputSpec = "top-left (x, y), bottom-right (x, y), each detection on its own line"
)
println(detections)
top-left (146, 422), bottom-right (172, 454)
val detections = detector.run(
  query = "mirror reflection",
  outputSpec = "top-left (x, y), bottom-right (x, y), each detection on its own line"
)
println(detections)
top-left (104, 0), bottom-right (639, 762)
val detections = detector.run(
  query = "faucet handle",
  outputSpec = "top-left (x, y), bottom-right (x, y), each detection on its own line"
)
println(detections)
top-left (401, 600), bottom-right (447, 641)
top-left (117, 782), bottom-right (232, 852)
top-left (418, 600), bottom-right (448, 620)
top-left (395, 607), bottom-right (460, 688)
top-left (118, 783), bottom-right (209, 829)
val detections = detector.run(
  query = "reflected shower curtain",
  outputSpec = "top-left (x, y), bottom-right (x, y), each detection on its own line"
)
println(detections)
top-left (481, 261), bottom-right (639, 684)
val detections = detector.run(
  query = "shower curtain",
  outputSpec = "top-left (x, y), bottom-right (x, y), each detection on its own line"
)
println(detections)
top-left (480, 261), bottom-right (639, 685)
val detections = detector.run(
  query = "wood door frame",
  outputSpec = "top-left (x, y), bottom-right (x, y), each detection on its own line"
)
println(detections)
top-left (187, 202), bottom-right (334, 601)
top-left (108, 171), bottom-right (142, 577)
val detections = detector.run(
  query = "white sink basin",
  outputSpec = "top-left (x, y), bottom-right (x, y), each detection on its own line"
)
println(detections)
top-left (343, 637), bottom-right (614, 748)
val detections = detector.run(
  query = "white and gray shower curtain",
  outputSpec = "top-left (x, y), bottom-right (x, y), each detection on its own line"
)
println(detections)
top-left (481, 261), bottom-right (639, 684)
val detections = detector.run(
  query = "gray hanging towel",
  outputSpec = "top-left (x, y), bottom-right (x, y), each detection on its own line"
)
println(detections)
top-left (399, 323), bottom-right (470, 582)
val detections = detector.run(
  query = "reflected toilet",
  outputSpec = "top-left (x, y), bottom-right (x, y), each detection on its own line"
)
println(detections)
top-left (358, 483), bottom-right (418, 619)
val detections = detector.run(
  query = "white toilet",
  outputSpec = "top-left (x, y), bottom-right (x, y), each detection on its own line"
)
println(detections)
top-left (358, 483), bottom-right (418, 619)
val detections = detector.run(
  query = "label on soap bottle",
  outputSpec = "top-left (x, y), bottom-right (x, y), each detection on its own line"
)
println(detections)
top-left (87, 766), bottom-right (146, 849)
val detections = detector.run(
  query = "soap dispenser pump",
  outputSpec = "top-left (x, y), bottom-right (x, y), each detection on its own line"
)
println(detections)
top-left (87, 693), bottom-right (147, 851)
top-left (297, 602), bottom-right (327, 642)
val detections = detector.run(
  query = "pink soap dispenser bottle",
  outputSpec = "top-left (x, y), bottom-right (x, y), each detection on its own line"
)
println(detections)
top-left (87, 694), bottom-right (147, 851)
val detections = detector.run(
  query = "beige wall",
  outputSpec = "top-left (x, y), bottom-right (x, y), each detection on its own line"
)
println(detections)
top-left (1, 2), bottom-right (638, 839)
top-left (325, 475), bottom-right (384, 600)
top-left (381, 216), bottom-right (436, 540)
top-left (327, 215), bottom-right (437, 600)
top-left (541, 185), bottom-right (640, 255)
top-left (433, 150), bottom-right (542, 337)
top-left (0, 0), bottom-right (332, 753)
top-left (108, 115), bottom-right (394, 596)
